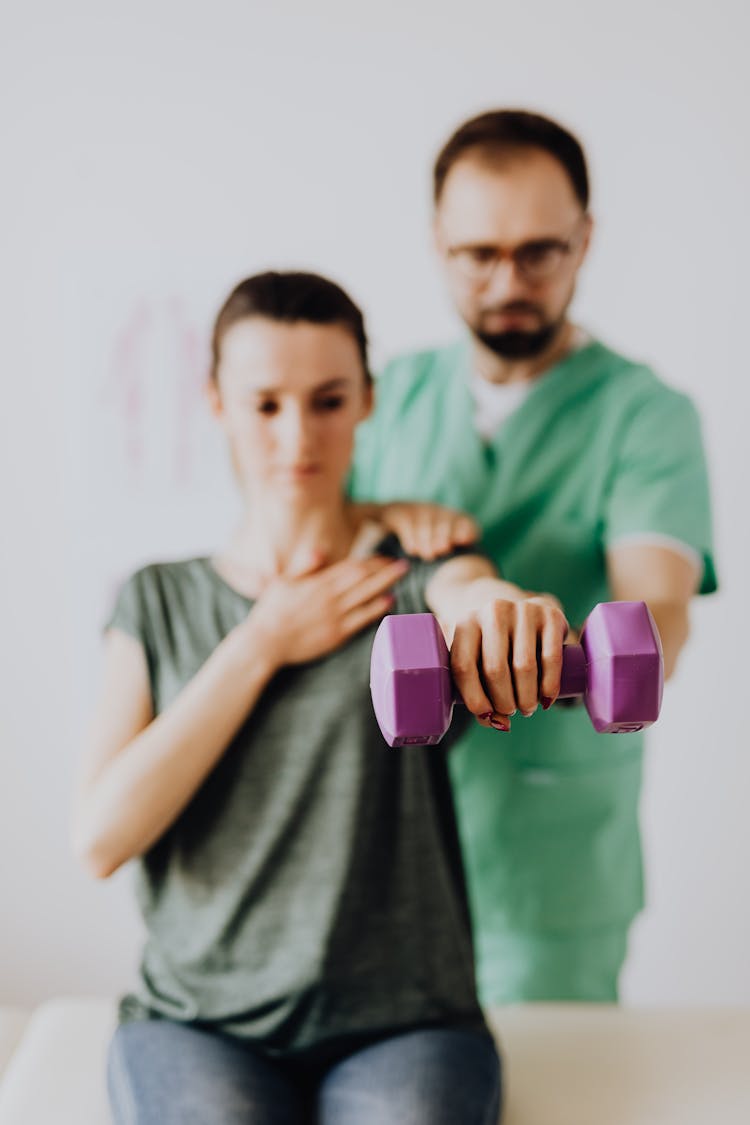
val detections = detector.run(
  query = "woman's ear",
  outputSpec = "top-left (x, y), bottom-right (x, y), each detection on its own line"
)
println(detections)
top-left (204, 377), bottom-right (224, 421)
top-left (359, 380), bottom-right (375, 422)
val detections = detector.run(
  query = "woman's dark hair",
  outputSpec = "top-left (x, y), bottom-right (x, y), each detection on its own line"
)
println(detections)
top-left (210, 270), bottom-right (372, 384)
top-left (433, 109), bottom-right (589, 210)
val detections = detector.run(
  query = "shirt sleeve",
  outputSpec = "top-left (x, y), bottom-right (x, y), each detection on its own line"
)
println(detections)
top-left (603, 388), bottom-right (717, 594)
top-left (103, 566), bottom-right (159, 709)
top-left (382, 536), bottom-right (482, 615)
top-left (104, 566), bottom-right (153, 649)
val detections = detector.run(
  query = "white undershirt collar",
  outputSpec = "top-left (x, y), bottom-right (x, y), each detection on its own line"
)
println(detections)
top-left (470, 326), bottom-right (591, 441)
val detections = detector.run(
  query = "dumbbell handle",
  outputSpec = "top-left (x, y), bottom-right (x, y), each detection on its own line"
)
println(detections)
top-left (444, 640), bottom-right (587, 705)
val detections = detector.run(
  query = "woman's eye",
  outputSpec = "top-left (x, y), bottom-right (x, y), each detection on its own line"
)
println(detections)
top-left (315, 396), bottom-right (346, 412)
top-left (257, 400), bottom-right (279, 415)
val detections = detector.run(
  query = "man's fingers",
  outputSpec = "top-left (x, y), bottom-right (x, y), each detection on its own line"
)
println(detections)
top-left (454, 514), bottom-right (480, 545)
top-left (417, 511), bottom-right (478, 559)
top-left (416, 515), bottom-right (443, 560)
top-left (384, 503), bottom-right (478, 561)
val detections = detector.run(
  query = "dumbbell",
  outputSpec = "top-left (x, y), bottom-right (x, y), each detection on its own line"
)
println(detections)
top-left (370, 601), bottom-right (663, 746)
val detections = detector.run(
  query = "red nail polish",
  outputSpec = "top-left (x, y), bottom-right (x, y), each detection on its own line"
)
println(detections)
top-left (479, 712), bottom-right (493, 721)
top-left (541, 696), bottom-right (553, 710)
top-left (490, 716), bottom-right (510, 732)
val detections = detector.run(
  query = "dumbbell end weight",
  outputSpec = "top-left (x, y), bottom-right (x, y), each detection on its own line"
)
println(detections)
top-left (572, 600), bottom-right (664, 733)
top-left (370, 614), bottom-right (454, 747)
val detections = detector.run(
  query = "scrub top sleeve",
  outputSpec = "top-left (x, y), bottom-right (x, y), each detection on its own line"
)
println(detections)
top-left (603, 389), bottom-right (717, 593)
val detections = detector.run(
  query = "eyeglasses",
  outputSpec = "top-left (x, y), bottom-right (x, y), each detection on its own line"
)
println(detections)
top-left (446, 216), bottom-right (588, 286)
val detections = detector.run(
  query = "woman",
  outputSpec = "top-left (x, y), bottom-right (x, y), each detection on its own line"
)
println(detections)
top-left (72, 271), bottom-right (566, 1124)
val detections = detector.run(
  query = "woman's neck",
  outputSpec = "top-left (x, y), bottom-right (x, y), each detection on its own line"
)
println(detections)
top-left (213, 497), bottom-right (364, 595)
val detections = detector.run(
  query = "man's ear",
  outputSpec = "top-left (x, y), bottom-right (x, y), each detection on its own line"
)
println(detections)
top-left (578, 213), bottom-right (594, 265)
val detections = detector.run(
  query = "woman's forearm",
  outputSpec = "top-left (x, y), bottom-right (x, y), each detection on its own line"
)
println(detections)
top-left (74, 618), bottom-right (277, 878)
top-left (425, 555), bottom-right (529, 634)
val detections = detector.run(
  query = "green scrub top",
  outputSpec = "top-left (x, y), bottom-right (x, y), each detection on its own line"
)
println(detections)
top-left (350, 337), bottom-right (716, 1003)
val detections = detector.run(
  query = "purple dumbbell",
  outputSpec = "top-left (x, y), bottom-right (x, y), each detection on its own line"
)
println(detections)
top-left (370, 601), bottom-right (664, 747)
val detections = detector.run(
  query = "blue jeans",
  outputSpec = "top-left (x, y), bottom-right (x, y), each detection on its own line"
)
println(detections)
top-left (108, 1018), bottom-right (502, 1124)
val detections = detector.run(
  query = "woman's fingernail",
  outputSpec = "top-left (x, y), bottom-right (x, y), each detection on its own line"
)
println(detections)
top-left (479, 711), bottom-right (493, 722)
top-left (489, 715), bottom-right (510, 732)
top-left (541, 696), bottom-right (553, 710)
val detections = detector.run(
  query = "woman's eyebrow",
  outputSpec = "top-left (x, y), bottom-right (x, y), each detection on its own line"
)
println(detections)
top-left (313, 377), bottom-right (352, 392)
top-left (236, 375), bottom-right (353, 396)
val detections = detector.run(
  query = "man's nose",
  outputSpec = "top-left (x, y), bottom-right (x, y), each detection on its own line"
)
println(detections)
top-left (483, 256), bottom-right (527, 302)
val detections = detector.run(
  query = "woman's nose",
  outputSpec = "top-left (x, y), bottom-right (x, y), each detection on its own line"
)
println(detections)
top-left (277, 406), bottom-right (315, 458)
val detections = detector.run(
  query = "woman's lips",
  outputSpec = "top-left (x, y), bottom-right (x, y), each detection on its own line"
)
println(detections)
top-left (277, 464), bottom-right (322, 478)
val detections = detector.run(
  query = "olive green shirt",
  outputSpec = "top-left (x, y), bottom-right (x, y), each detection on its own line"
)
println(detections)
top-left (106, 542), bottom-right (485, 1058)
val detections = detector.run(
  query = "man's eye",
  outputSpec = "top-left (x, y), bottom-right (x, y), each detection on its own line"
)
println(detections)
top-left (517, 243), bottom-right (558, 267)
top-left (315, 396), bottom-right (345, 412)
top-left (468, 247), bottom-right (497, 264)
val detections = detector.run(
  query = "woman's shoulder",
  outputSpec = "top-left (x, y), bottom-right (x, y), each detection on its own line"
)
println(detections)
top-left (117, 555), bottom-right (210, 588)
top-left (106, 556), bottom-right (224, 649)
top-left (111, 556), bottom-right (217, 615)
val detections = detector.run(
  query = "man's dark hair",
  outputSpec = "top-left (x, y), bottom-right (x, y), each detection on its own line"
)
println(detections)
top-left (433, 109), bottom-right (589, 209)
top-left (211, 270), bottom-right (371, 383)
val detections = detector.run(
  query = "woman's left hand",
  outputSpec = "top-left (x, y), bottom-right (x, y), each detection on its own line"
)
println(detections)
top-left (449, 595), bottom-right (569, 731)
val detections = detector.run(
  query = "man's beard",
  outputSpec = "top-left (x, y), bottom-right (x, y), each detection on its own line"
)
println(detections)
top-left (473, 308), bottom-right (565, 360)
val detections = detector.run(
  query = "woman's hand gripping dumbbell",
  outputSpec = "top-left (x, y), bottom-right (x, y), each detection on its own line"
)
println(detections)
top-left (370, 601), bottom-right (664, 746)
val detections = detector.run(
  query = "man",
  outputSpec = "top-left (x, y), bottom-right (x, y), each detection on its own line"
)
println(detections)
top-left (350, 110), bottom-right (716, 1003)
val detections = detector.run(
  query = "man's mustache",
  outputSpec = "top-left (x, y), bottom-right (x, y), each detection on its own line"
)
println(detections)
top-left (481, 302), bottom-right (544, 317)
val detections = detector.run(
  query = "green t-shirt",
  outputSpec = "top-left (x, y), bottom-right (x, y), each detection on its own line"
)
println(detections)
top-left (106, 544), bottom-right (485, 1058)
top-left (349, 337), bottom-right (716, 1001)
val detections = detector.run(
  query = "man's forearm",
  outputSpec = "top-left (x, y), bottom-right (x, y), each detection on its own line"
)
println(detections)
top-left (643, 600), bottom-right (690, 680)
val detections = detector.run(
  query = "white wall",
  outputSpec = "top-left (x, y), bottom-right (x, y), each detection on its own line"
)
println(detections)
top-left (1, 0), bottom-right (748, 1008)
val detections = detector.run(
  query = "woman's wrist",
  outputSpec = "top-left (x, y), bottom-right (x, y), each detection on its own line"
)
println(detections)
top-left (225, 613), bottom-right (283, 685)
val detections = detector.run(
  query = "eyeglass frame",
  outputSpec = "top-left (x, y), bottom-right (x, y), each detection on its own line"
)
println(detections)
top-left (444, 214), bottom-right (590, 286)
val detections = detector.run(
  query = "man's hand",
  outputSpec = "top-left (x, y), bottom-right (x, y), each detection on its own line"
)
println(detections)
top-left (362, 501), bottom-right (480, 559)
